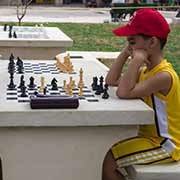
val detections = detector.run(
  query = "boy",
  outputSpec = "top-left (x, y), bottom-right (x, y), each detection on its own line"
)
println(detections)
top-left (102, 8), bottom-right (180, 180)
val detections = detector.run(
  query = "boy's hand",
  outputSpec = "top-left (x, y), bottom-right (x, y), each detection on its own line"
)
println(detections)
top-left (132, 49), bottom-right (149, 67)
top-left (121, 46), bottom-right (132, 59)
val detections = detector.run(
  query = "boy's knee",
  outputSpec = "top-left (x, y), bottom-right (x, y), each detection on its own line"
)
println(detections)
top-left (103, 149), bottom-right (117, 170)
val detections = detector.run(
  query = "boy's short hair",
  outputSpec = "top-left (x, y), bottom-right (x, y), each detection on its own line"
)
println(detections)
top-left (139, 34), bottom-right (167, 50)
top-left (113, 8), bottom-right (170, 39)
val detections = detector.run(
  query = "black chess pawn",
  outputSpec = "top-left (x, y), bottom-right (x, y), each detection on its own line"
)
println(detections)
top-left (3, 24), bottom-right (7, 31)
top-left (20, 84), bottom-right (28, 97)
top-left (91, 76), bottom-right (98, 91)
top-left (28, 76), bottom-right (36, 89)
top-left (8, 30), bottom-right (12, 38)
top-left (13, 31), bottom-right (17, 38)
top-left (102, 84), bottom-right (109, 99)
top-left (9, 25), bottom-right (13, 31)
top-left (51, 78), bottom-right (58, 90)
top-left (8, 72), bottom-right (16, 89)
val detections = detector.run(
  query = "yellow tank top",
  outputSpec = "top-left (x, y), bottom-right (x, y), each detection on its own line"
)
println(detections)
top-left (138, 60), bottom-right (180, 160)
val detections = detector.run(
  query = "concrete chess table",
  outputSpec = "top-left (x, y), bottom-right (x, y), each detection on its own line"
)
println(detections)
top-left (0, 26), bottom-right (73, 59)
top-left (0, 56), bottom-right (154, 180)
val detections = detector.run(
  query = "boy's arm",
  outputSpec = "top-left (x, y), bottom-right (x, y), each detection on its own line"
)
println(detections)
top-left (116, 49), bottom-right (172, 98)
top-left (105, 47), bottom-right (130, 86)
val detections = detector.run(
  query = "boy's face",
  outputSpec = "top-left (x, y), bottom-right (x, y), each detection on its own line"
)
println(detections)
top-left (127, 35), bottom-right (151, 53)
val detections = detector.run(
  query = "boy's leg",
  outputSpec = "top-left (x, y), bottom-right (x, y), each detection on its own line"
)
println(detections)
top-left (102, 150), bottom-right (126, 180)
top-left (102, 136), bottom-right (175, 180)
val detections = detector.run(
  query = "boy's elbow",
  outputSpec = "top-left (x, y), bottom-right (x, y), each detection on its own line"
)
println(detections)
top-left (116, 89), bottom-right (126, 98)
top-left (116, 88), bottom-right (131, 99)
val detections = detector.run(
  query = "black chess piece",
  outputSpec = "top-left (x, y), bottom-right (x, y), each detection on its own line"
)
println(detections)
top-left (95, 76), bottom-right (104, 95)
top-left (51, 78), bottom-right (58, 90)
top-left (102, 84), bottom-right (109, 99)
top-left (91, 76), bottom-right (98, 91)
top-left (9, 25), bottom-right (13, 32)
top-left (8, 30), bottom-right (12, 38)
top-left (99, 76), bottom-right (104, 92)
top-left (8, 62), bottom-right (15, 74)
top-left (20, 84), bottom-right (28, 97)
top-left (43, 87), bottom-right (47, 95)
top-left (18, 75), bottom-right (25, 88)
top-left (8, 72), bottom-right (16, 89)
top-left (9, 53), bottom-right (15, 70)
top-left (13, 31), bottom-right (17, 38)
top-left (16, 57), bottom-right (24, 74)
top-left (16, 57), bottom-right (23, 66)
top-left (3, 24), bottom-right (7, 31)
top-left (9, 53), bottom-right (14, 61)
top-left (28, 76), bottom-right (36, 89)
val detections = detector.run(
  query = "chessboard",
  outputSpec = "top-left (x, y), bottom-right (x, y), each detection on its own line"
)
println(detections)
top-left (6, 85), bottom-right (99, 103)
top-left (15, 62), bottom-right (76, 75)
top-left (6, 53), bottom-right (109, 106)
top-left (10, 53), bottom-right (77, 74)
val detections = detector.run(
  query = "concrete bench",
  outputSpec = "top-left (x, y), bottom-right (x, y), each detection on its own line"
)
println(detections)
top-left (128, 162), bottom-right (180, 180)
top-left (110, 3), bottom-right (157, 22)
top-left (172, 17), bottom-right (180, 26)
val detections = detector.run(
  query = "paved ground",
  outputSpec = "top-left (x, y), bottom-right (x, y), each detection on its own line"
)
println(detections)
top-left (0, 5), bottom-right (178, 23)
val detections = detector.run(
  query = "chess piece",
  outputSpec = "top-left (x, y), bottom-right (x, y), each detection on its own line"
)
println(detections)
top-left (78, 83), bottom-right (83, 97)
top-left (18, 75), bottom-right (25, 88)
top-left (102, 84), bottom-right (109, 99)
top-left (9, 53), bottom-right (14, 61)
top-left (91, 76), bottom-right (98, 91)
top-left (39, 76), bottom-right (45, 93)
top-left (95, 76), bottom-right (104, 95)
top-left (3, 24), bottom-right (7, 31)
top-left (13, 31), bottom-right (17, 38)
top-left (66, 84), bottom-right (72, 96)
top-left (8, 30), bottom-right (12, 38)
top-left (16, 57), bottom-right (24, 74)
top-left (69, 76), bottom-right (73, 88)
top-left (63, 80), bottom-right (67, 90)
top-left (8, 72), bottom-right (16, 89)
top-left (78, 68), bottom-right (84, 87)
top-left (99, 76), bottom-right (104, 93)
top-left (67, 63), bottom-right (74, 74)
top-left (28, 76), bottom-right (36, 89)
top-left (64, 53), bottom-right (70, 66)
top-left (9, 25), bottom-right (13, 32)
top-left (43, 87), bottom-right (47, 95)
top-left (9, 53), bottom-right (15, 67)
top-left (8, 62), bottom-right (15, 74)
top-left (51, 78), bottom-right (58, 90)
top-left (20, 83), bottom-right (28, 97)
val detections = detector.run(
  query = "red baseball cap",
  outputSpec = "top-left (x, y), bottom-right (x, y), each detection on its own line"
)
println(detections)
top-left (112, 8), bottom-right (170, 39)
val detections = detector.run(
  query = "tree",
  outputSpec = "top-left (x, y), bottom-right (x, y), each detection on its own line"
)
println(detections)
top-left (15, 0), bottom-right (33, 26)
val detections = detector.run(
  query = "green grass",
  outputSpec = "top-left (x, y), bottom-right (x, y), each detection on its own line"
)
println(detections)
top-left (1, 22), bottom-right (180, 76)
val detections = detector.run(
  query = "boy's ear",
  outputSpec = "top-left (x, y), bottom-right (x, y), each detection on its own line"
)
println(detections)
top-left (149, 36), bottom-right (159, 49)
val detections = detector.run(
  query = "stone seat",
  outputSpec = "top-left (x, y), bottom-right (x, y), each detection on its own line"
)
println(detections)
top-left (128, 162), bottom-right (180, 180)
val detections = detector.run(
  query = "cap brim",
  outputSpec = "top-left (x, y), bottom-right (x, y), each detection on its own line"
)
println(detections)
top-left (112, 24), bottom-right (137, 37)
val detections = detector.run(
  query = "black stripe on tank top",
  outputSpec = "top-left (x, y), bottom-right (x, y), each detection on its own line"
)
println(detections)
top-left (151, 94), bottom-right (161, 137)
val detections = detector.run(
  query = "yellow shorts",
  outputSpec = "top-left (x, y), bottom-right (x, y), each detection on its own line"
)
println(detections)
top-left (111, 136), bottom-right (175, 168)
